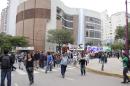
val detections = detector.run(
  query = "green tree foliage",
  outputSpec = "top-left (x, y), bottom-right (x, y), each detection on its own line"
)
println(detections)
top-left (114, 22), bottom-right (130, 50)
top-left (10, 36), bottom-right (28, 47)
top-left (115, 26), bottom-right (125, 40)
top-left (0, 33), bottom-right (28, 53)
top-left (115, 22), bottom-right (130, 40)
top-left (48, 29), bottom-right (74, 45)
top-left (47, 29), bottom-right (74, 52)
top-left (111, 42), bottom-right (124, 50)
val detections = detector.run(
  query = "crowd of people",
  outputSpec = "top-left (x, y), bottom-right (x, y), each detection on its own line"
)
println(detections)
top-left (0, 49), bottom-right (89, 86)
top-left (0, 49), bottom-right (130, 86)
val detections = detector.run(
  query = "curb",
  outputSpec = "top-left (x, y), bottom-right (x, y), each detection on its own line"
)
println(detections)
top-left (86, 67), bottom-right (130, 78)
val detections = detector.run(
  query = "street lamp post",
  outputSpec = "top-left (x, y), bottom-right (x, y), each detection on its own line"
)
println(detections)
top-left (125, 0), bottom-right (129, 55)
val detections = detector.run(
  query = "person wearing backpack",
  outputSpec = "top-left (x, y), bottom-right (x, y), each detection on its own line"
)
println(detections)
top-left (60, 52), bottom-right (69, 78)
top-left (0, 49), bottom-right (14, 86)
top-left (121, 53), bottom-right (130, 84)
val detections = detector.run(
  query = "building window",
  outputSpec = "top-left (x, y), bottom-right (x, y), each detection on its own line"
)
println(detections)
top-left (85, 16), bottom-right (101, 24)
top-left (95, 31), bottom-right (101, 38)
top-left (86, 31), bottom-right (89, 37)
top-left (86, 23), bottom-right (94, 29)
top-left (90, 31), bottom-right (94, 37)
top-left (62, 19), bottom-right (73, 28)
top-left (63, 13), bottom-right (73, 21)
top-left (57, 7), bottom-right (62, 14)
top-left (86, 23), bottom-right (101, 30)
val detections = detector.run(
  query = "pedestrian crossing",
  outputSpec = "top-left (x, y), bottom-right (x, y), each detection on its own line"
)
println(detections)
top-left (12, 66), bottom-right (76, 76)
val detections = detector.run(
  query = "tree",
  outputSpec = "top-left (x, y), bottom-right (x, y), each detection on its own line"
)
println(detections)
top-left (115, 23), bottom-right (130, 50)
top-left (115, 22), bottom-right (130, 40)
top-left (10, 36), bottom-right (28, 47)
top-left (0, 33), bottom-right (28, 53)
top-left (47, 29), bottom-right (74, 52)
top-left (0, 33), bottom-right (12, 51)
top-left (111, 42), bottom-right (124, 50)
top-left (115, 26), bottom-right (125, 40)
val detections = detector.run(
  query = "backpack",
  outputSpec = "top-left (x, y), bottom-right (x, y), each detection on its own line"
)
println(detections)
top-left (1, 55), bottom-right (11, 69)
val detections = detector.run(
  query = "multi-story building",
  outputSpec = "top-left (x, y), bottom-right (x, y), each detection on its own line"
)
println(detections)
top-left (0, 15), bottom-right (1, 32)
top-left (6, 0), bottom-right (22, 36)
top-left (111, 12), bottom-right (130, 41)
top-left (102, 12), bottom-right (130, 45)
top-left (84, 9), bottom-right (101, 46)
top-left (101, 11), bottom-right (113, 45)
top-left (0, 8), bottom-right (8, 33)
top-left (16, 0), bottom-right (102, 51)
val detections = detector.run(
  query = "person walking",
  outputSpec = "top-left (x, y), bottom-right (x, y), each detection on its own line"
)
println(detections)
top-left (121, 53), bottom-right (130, 84)
top-left (10, 52), bottom-right (16, 71)
top-left (116, 52), bottom-right (120, 59)
top-left (100, 52), bottom-right (107, 71)
top-left (24, 52), bottom-right (34, 85)
top-left (45, 52), bottom-right (53, 73)
top-left (34, 51), bottom-right (40, 70)
top-left (18, 52), bottom-right (24, 70)
top-left (79, 56), bottom-right (87, 76)
top-left (0, 49), bottom-right (14, 86)
top-left (73, 54), bottom-right (78, 66)
top-left (60, 52), bottom-right (69, 78)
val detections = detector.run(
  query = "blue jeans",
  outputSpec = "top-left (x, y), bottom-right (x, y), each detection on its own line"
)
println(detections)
top-left (1, 69), bottom-right (11, 86)
top-left (45, 64), bottom-right (52, 73)
top-left (44, 61), bottom-right (47, 68)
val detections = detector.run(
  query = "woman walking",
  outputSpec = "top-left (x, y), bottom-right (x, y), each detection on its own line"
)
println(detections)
top-left (60, 52), bottom-right (68, 78)
top-left (25, 52), bottom-right (34, 85)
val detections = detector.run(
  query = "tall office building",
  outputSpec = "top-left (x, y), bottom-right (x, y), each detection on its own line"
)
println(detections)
top-left (6, 0), bottom-right (21, 36)
top-left (0, 15), bottom-right (1, 32)
top-left (16, 0), bottom-right (102, 51)
top-left (101, 10), bottom-right (113, 45)
top-left (0, 8), bottom-right (8, 33)
top-left (102, 12), bottom-right (130, 45)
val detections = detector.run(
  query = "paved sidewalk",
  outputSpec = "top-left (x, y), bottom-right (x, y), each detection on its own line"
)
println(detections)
top-left (87, 58), bottom-right (130, 78)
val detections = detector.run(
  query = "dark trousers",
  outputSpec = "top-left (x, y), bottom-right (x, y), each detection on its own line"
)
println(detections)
top-left (123, 67), bottom-right (130, 82)
top-left (26, 67), bottom-right (34, 83)
top-left (53, 61), bottom-right (56, 67)
top-left (61, 65), bottom-right (67, 77)
top-left (1, 69), bottom-right (11, 86)
top-left (11, 66), bottom-right (16, 71)
top-left (80, 65), bottom-right (86, 75)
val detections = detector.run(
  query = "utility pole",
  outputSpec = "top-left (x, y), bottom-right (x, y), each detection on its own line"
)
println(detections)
top-left (125, 0), bottom-right (129, 55)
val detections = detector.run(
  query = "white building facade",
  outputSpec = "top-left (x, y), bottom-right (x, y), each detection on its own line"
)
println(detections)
top-left (45, 0), bottom-right (102, 51)
top-left (0, 8), bottom-right (8, 33)
top-left (102, 12), bottom-right (130, 45)
top-left (6, 0), bottom-right (21, 36)
top-left (14, 0), bottom-right (130, 51)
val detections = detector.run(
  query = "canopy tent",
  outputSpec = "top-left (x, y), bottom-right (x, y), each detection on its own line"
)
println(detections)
top-left (103, 46), bottom-right (112, 52)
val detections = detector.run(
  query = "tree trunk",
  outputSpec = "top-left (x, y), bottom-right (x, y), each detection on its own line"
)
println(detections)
top-left (58, 43), bottom-right (61, 54)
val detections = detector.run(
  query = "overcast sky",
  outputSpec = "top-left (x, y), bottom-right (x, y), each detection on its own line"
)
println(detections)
top-left (0, 0), bottom-right (7, 13)
top-left (0, 0), bottom-right (129, 15)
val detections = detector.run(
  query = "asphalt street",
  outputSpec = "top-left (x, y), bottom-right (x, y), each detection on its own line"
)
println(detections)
top-left (0, 65), bottom-right (129, 86)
